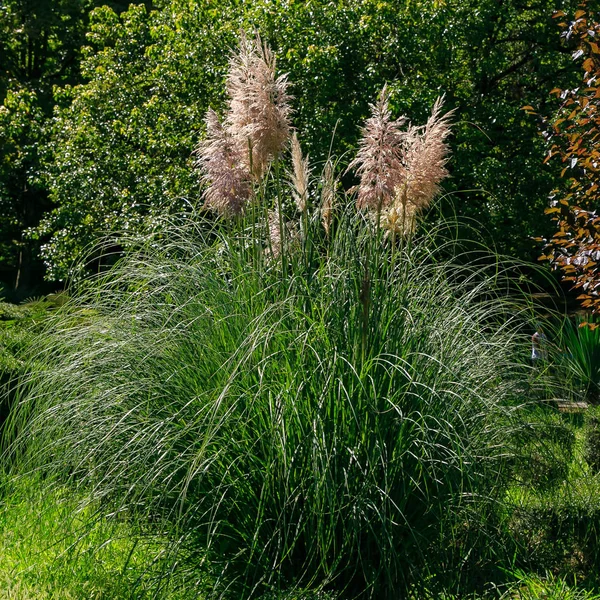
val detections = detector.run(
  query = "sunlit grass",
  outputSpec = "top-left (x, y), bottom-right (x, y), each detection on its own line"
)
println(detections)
top-left (0, 476), bottom-right (199, 600)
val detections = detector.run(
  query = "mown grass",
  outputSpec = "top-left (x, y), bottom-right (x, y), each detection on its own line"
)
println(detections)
top-left (0, 475), bottom-right (199, 600)
top-left (504, 402), bottom-right (600, 586)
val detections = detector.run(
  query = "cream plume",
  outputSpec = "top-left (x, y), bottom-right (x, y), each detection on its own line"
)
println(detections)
top-left (196, 33), bottom-right (292, 216)
top-left (194, 108), bottom-right (251, 216)
top-left (378, 202), bottom-right (417, 239)
top-left (347, 85), bottom-right (406, 211)
top-left (226, 32), bottom-right (292, 180)
top-left (320, 159), bottom-right (336, 237)
top-left (350, 87), bottom-right (453, 235)
top-left (402, 96), bottom-right (454, 212)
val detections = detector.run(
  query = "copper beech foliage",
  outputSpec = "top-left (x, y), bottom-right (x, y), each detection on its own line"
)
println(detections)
top-left (527, 1), bottom-right (600, 316)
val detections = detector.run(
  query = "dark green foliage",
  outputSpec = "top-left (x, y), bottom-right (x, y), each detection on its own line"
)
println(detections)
top-left (0, 0), bottom-right (117, 291)
top-left (512, 411), bottom-right (575, 490)
top-left (34, 0), bottom-right (581, 281)
top-left (585, 413), bottom-right (600, 474)
top-left (0, 85), bottom-right (50, 291)
top-left (0, 0), bottom-right (94, 89)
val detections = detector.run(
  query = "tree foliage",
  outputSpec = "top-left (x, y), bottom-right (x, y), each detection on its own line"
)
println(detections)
top-left (38, 2), bottom-right (240, 281)
top-left (0, 0), bottom-right (585, 283)
top-left (534, 1), bottom-right (600, 314)
top-left (0, 85), bottom-right (46, 289)
top-left (247, 0), bottom-right (579, 259)
top-left (0, 0), bottom-right (121, 292)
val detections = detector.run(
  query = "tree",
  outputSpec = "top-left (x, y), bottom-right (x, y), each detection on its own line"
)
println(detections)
top-left (0, 0), bottom-right (113, 293)
top-left (248, 0), bottom-right (580, 260)
top-left (39, 0), bottom-right (582, 281)
top-left (532, 1), bottom-right (600, 314)
top-left (0, 85), bottom-right (47, 290)
top-left (37, 2), bottom-right (239, 281)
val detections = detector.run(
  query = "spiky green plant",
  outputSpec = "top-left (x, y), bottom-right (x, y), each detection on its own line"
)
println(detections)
top-left (556, 315), bottom-right (600, 403)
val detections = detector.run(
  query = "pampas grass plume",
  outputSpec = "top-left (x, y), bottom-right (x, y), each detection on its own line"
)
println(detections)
top-left (350, 86), bottom-right (453, 235)
top-left (226, 32), bottom-right (292, 180)
top-left (195, 108), bottom-right (251, 216)
top-left (196, 33), bottom-right (292, 216)
top-left (403, 95), bottom-right (454, 212)
top-left (320, 159), bottom-right (336, 237)
top-left (347, 85), bottom-right (406, 211)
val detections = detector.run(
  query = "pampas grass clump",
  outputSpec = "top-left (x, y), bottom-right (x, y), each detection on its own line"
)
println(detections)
top-left (7, 202), bottom-right (529, 598)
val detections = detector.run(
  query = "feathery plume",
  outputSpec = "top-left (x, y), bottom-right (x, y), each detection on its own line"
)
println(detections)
top-left (226, 32), bottom-right (292, 180)
top-left (347, 85), bottom-right (406, 211)
top-left (402, 96), bottom-right (454, 212)
top-left (194, 109), bottom-right (251, 216)
top-left (320, 159), bottom-right (336, 237)
top-left (349, 87), bottom-right (453, 237)
top-left (267, 208), bottom-right (283, 259)
top-left (378, 201), bottom-right (417, 239)
top-left (290, 131), bottom-right (310, 213)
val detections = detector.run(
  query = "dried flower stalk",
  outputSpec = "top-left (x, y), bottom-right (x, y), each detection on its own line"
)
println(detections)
top-left (267, 207), bottom-right (298, 260)
top-left (320, 159), bottom-right (336, 237)
top-left (290, 131), bottom-right (310, 213)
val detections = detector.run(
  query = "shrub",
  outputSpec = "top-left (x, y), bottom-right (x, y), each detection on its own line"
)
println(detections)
top-left (0, 296), bottom-right (64, 436)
